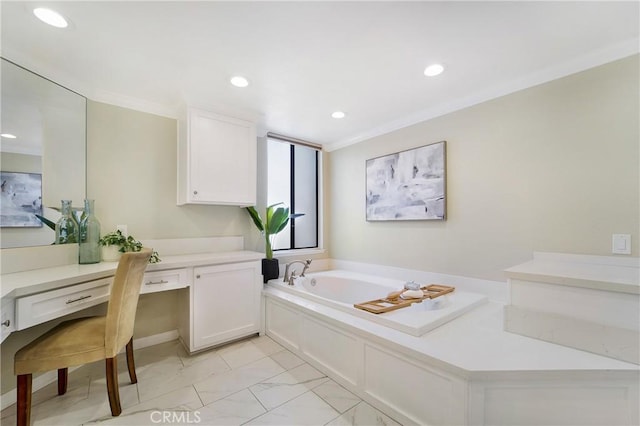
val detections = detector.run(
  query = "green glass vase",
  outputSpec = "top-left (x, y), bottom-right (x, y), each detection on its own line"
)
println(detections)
top-left (55, 200), bottom-right (78, 244)
top-left (79, 199), bottom-right (101, 264)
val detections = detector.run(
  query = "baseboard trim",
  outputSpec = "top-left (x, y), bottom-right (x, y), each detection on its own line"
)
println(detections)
top-left (0, 329), bottom-right (179, 411)
top-left (132, 330), bottom-right (179, 350)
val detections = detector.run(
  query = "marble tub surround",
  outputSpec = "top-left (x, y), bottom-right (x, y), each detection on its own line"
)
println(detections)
top-left (505, 252), bottom-right (640, 364)
top-left (264, 288), bottom-right (639, 425)
top-left (0, 335), bottom-right (399, 426)
top-left (263, 258), bottom-right (639, 425)
top-left (505, 251), bottom-right (640, 293)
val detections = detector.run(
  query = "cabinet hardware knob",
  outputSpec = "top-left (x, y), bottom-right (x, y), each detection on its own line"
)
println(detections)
top-left (196, 274), bottom-right (201, 279)
top-left (2, 320), bottom-right (10, 327)
top-left (193, 190), bottom-right (198, 195)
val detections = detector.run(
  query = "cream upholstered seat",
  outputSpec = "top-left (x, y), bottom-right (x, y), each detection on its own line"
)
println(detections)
top-left (14, 248), bottom-right (152, 426)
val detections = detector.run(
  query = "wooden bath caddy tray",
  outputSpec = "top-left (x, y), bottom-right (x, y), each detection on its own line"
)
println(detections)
top-left (354, 284), bottom-right (455, 314)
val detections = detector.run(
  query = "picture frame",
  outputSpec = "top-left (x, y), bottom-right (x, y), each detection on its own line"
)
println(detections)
top-left (1, 171), bottom-right (43, 227)
top-left (366, 141), bottom-right (446, 221)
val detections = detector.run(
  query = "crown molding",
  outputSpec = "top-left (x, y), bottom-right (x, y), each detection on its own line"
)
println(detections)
top-left (323, 37), bottom-right (640, 152)
top-left (89, 89), bottom-right (180, 119)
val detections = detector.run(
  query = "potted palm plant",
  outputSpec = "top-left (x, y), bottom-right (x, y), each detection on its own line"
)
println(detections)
top-left (245, 203), bottom-right (303, 283)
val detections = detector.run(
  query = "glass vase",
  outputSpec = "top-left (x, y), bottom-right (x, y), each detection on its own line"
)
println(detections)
top-left (55, 200), bottom-right (78, 244)
top-left (79, 199), bottom-right (101, 264)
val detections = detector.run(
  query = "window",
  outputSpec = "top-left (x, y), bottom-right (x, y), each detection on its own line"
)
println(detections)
top-left (266, 135), bottom-right (319, 252)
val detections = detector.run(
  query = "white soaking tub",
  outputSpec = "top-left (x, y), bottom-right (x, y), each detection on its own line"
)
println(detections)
top-left (267, 269), bottom-right (487, 336)
top-left (262, 266), bottom-right (639, 426)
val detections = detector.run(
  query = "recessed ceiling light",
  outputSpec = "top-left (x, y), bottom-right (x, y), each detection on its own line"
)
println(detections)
top-left (230, 76), bottom-right (249, 87)
top-left (33, 8), bottom-right (68, 28)
top-left (1, 133), bottom-right (17, 139)
top-left (331, 111), bottom-right (346, 119)
top-left (424, 63), bottom-right (444, 77)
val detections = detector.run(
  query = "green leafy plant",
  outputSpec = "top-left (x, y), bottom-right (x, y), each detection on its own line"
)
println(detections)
top-left (245, 203), bottom-right (304, 259)
top-left (35, 214), bottom-right (56, 231)
top-left (99, 230), bottom-right (160, 263)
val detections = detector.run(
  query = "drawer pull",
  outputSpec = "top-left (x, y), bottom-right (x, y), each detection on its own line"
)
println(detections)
top-left (2, 320), bottom-right (10, 327)
top-left (66, 295), bottom-right (92, 304)
top-left (145, 280), bottom-right (169, 286)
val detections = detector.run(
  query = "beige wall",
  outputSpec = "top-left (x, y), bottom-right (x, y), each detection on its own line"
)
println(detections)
top-left (87, 101), bottom-right (252, 241)
top-left (328, 55), bottom-right (639, 282)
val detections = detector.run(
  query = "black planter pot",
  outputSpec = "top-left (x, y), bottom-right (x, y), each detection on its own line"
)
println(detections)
top-left (262, 258), bottom-right (279, 283)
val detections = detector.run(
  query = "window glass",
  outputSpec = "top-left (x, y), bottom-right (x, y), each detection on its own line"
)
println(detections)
top-left (266, 139), bottom-right (318, 251)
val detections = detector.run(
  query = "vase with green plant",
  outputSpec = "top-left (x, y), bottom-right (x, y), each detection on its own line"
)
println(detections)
top-left (245, 203), bottom-right (303, 283)
top-left (98, 230), bottom-right (161, 263)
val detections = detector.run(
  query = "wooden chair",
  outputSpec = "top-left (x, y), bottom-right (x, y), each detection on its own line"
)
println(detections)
top-left (14, 248), bottom-right (152, 426)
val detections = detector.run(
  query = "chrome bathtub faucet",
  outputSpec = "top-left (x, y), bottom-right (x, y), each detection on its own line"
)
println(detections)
top-left (283, 259), bottom-right (312, 284)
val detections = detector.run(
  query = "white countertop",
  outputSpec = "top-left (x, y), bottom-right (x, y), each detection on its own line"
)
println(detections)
top-left (504, 252), bottom-right (639, 294)
top-left (1, 250), bottom-right (263, 299)
top-left (263, 287), bottom-right (639, 378)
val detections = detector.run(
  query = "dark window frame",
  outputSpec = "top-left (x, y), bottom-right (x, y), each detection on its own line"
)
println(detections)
top-left (274, 143), bottom-right (319, 252)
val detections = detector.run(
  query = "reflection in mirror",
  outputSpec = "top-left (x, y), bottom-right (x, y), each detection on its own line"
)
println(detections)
top-left (1, 58), bottom-right (86, 248)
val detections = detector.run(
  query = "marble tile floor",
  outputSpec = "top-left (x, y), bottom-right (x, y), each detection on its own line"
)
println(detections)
top-left (1, 335), bottom-right (402, 426)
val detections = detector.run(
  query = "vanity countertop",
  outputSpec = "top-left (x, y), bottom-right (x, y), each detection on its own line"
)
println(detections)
top-left (1, 250), bottom-right (263, 299)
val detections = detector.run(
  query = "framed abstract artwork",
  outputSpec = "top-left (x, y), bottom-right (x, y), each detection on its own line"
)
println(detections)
top-left (366, 141), bottom-right (446, 221)
top-left (1, 171), bottom-right (43, 227)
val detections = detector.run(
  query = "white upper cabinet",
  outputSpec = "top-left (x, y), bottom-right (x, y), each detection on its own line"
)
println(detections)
top-left (177, 108), bottom-right (257, 206)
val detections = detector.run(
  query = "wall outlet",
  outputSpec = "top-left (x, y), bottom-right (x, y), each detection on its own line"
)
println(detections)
top-left (116, 225), bottom-right (128, 236)
top-left (612, 234), bottom-right (631, 255)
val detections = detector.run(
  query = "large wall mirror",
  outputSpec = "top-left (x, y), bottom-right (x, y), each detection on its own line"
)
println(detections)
top-left (1, 58), bottom-right (86, 248)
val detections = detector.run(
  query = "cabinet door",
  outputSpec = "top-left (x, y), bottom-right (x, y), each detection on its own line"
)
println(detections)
top-left (192, 261), bottom-right (261, 350)
top-left (186, 109), bottom-right (256, 205)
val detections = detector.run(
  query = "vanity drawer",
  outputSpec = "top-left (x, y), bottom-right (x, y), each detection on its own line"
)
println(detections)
top-left (140, 269), bottom-right (189, 294)
top-left (16, 278), bottom-right (112, 330)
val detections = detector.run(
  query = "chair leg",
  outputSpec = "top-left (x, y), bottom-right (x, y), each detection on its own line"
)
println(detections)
top-left (125, 337), bottom-right (137, 384)
top-left (16, 374), bottom-right (32, 426)
top-left (105, 357), bottom-right (122, 416)
top-left (57, 368), bottom-right (68, 395)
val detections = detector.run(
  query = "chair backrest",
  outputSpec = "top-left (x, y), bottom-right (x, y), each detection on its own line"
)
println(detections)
top-left (104, 248), bottom-right (152, 357)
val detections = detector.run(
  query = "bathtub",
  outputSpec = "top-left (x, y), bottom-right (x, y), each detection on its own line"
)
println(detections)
top-left (263, 268), bottom-right (639, 425)
top-left (266, 269), bottom-right (487, 336)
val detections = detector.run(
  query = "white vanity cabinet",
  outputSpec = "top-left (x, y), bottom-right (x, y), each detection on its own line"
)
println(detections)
top-left (181, 260), bottom-right (262, 352)
top-left (1, 297), bottom-right (15, 343)
top-left (177, 107), bottom-right (257, 206)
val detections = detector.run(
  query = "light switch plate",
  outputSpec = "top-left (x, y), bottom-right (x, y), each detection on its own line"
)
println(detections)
top-left (612, 234), bottom-right (631, 255)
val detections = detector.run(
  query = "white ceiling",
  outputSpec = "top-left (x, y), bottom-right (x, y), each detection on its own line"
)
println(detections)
top-left (2, 1), bottom-right (638, 151)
